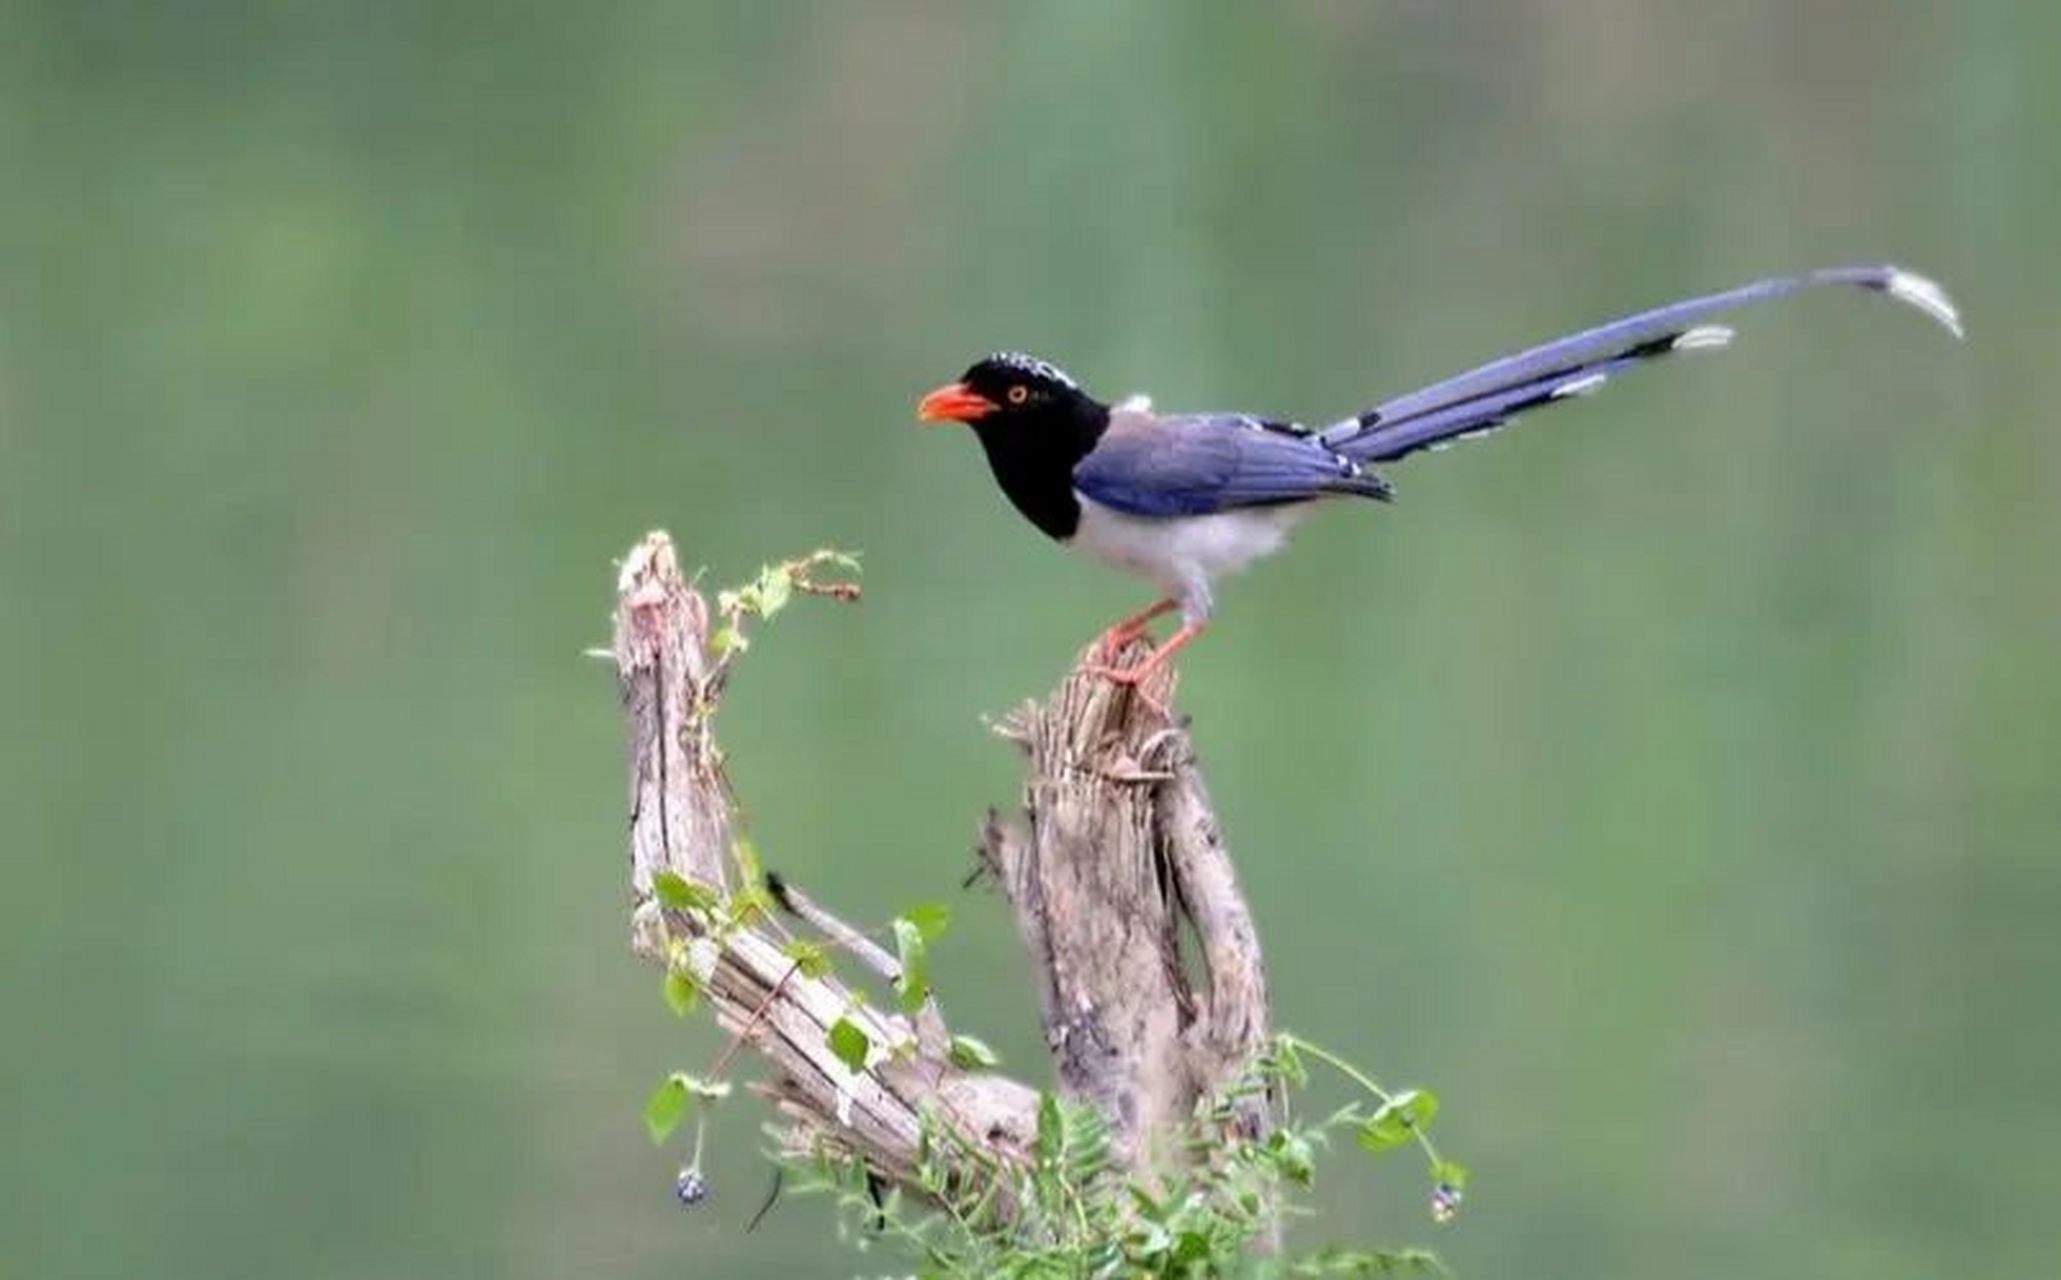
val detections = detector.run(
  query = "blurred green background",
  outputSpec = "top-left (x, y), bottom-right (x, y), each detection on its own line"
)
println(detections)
top-left (4, 2), bottom-right (2056, 1277)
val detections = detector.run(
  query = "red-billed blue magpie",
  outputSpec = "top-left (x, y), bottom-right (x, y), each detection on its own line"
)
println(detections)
top-left (917, 265), bottom-right (1962, 686)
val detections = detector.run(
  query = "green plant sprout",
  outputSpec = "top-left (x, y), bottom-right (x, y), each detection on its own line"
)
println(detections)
top-left (779, 1035), bottom-right (1457, 1278)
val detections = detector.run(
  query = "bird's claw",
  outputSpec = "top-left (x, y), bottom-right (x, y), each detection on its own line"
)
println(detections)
top-left (1096, 624), bottom-right (1150, 658)
top-left (1084, 661), bottom-right (1174, 719)
top-left (1085, 661), bottom-right (1151, 686)
top-left (1094, 600), bottom-right (1179, 658)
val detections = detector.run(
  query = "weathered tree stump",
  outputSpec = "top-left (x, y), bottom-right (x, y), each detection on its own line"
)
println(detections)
top-left (984, 660), bottom-right (1271, 1164)
top-left (612, 530), bottom-right (1270, 1200)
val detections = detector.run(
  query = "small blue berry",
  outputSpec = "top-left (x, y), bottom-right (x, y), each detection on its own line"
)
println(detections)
top-left (675, 1166), bottom-right (709, 1207)
top-left (1430, 1180), bottom-right (1462, 1224)
top-left (1434, 1179), bottom-right (1467, 1220)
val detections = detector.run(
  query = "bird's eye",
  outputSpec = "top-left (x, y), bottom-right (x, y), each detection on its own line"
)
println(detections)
top-left (1007, 385), bottom-right (1030, 405)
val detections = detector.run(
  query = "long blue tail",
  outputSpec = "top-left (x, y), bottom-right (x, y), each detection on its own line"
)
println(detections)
top-left (1322, 265), bottom-right (1962, 465)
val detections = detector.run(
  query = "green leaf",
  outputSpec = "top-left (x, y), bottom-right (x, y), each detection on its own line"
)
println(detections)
top-left (725, 886), bottom-right (772, 927)
top-left (662, 970), bottom-right (699, 1017)
top-left (828, 1017), bottom-right (870, 1073)
top-left (1392, 1088), bottom-right (1439, 1131)
top-left (644, 1075), bottom-right (689, 1145)
top-left (707, 625), bottom-right (745, 657)
top-left (755, 566), bottom-right (794, 617)
top-left (782, 938), bottom-right (833, 979)
top-left (1061, 1103), bottom-right (1110, 1183)
top-left (892, 917), bottom-right (930, 1013)
top-left (651, 871), bottom-right (718, 914)
top-left (1269, 1130), bottom-right (1315, 1187)
top-left (1131, 1220), bottom-right (1173, 1258)
top-left (1359, 1089), bottom-right (1438, 1154)
top-left (1081, 1239), bottom-right (1124, 1275)
top-left (1171, 1231), bottom-right (1211, 1267)
top-left (1127, 1182), bottom-right (1167, 1220)
top-left (1035, 1092), bottom-right (1064, 1164)
top-left (947, 1034), bottom-right (1000, 1070)
top-left (1433, 1158), bottom-right (1470, 1191)
top-left (1273, 1037), bottom-right (1309, 1089)
top-left (1358, 1113), bottom-right (1411, 1153)
top-left (901, 901), bottom-right (951, 943)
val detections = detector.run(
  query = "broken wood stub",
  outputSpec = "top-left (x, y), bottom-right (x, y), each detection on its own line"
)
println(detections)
top-left (612, 528), bottom-right (1271, 1206)
top-left (617, 534), bottom-right (731, 901)
top-left (986, 653), bottom-right (1274, 1164)
top-left (613, 532), bottom-right (1039, 1189)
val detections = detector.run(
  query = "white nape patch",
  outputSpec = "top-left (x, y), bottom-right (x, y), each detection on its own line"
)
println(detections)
top-left (1114, 393), bottom-right (1154, 412)
top-left (1551, 371), bottom-right (1610, 399)
top-left (1673, 325), bottom-right (1735, 351)
top-left (1884, 268), bottom-right (1965, 339)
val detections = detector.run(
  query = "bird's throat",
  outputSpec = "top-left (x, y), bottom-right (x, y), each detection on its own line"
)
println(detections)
top-left (971, 402), bottom-right (1109, 541)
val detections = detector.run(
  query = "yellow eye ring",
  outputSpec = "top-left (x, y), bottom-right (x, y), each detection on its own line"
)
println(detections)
top-left (1007, 385), bottom-right (1030, 405)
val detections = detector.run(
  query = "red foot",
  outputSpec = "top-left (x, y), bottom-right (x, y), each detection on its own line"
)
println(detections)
top-left (1096, 598), bottom-right (1178, 656)
top-left (1084, 660), bottom-right (1153, 686)
top-left (1085, 661), bottom-right (1172, 718)
top-left (1085, 621), bottom-right (1206, 717)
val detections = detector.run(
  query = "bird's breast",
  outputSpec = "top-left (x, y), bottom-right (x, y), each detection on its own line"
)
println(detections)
top-left (1067, 495), bottom-right (1306, 590)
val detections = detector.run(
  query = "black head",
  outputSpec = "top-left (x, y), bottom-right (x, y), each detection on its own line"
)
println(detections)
top-left (916, 351), bottom-right (1104, 430)
top-left (916, 352), bottom-right (1111, 540)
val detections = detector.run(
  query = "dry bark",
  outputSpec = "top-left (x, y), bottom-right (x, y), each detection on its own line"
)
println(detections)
top-left (612, 530), bottom-right (1270, 1199)
top-left (985, 660), bottom-right (1273, 1163)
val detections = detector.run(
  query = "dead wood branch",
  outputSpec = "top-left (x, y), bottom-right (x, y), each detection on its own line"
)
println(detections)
top-left (612, 529), bottom-right (1271, 1205)
top-left (614, 533), bottom-right (1037, 1184)
top-left (986, 655), bottom-right (1273, 1163)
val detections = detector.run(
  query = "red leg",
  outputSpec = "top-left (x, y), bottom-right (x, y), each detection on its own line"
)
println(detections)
top-left (1087, 621), bottom-right (1207, 686)
top-left (1097, 598), bottom-right (1178, 654)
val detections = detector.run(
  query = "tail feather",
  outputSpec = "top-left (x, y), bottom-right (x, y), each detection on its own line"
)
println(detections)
top-left (1324, 265), bottom-right (1962, 465)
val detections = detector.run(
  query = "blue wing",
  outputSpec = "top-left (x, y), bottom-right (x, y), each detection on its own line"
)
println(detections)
top-left (1073, 413), bottom-right (1391, 519)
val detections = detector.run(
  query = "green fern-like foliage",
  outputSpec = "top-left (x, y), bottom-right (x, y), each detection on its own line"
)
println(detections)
top-left (784, 1036), bottom-right (1460, 1279)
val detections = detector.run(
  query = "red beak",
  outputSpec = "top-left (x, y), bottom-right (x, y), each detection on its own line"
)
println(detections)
top-left (916, 381), bottom-right (998, 425)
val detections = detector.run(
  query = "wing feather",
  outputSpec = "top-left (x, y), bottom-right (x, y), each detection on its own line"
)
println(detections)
top-left (1074, 412), bottom-right (1390, 518)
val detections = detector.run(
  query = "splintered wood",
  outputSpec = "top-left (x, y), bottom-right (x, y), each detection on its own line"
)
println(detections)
top-left (985, 646), bottom-right (1272, 1163)
top-left (614, 532), bottom-right (1036, 1185)
top-left (613, 530), bottom-right (1270, 1198)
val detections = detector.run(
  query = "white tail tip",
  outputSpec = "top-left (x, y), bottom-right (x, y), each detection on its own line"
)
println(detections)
top-left (1884, 268), bottom-right (1965, 340)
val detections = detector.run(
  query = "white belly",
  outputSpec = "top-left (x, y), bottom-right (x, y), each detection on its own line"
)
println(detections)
top-left (1068, 495), bottom-right (1306, 619)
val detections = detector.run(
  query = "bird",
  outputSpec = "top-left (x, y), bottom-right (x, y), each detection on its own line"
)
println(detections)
top-left (916, 265), bottom-right (1962, 688)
